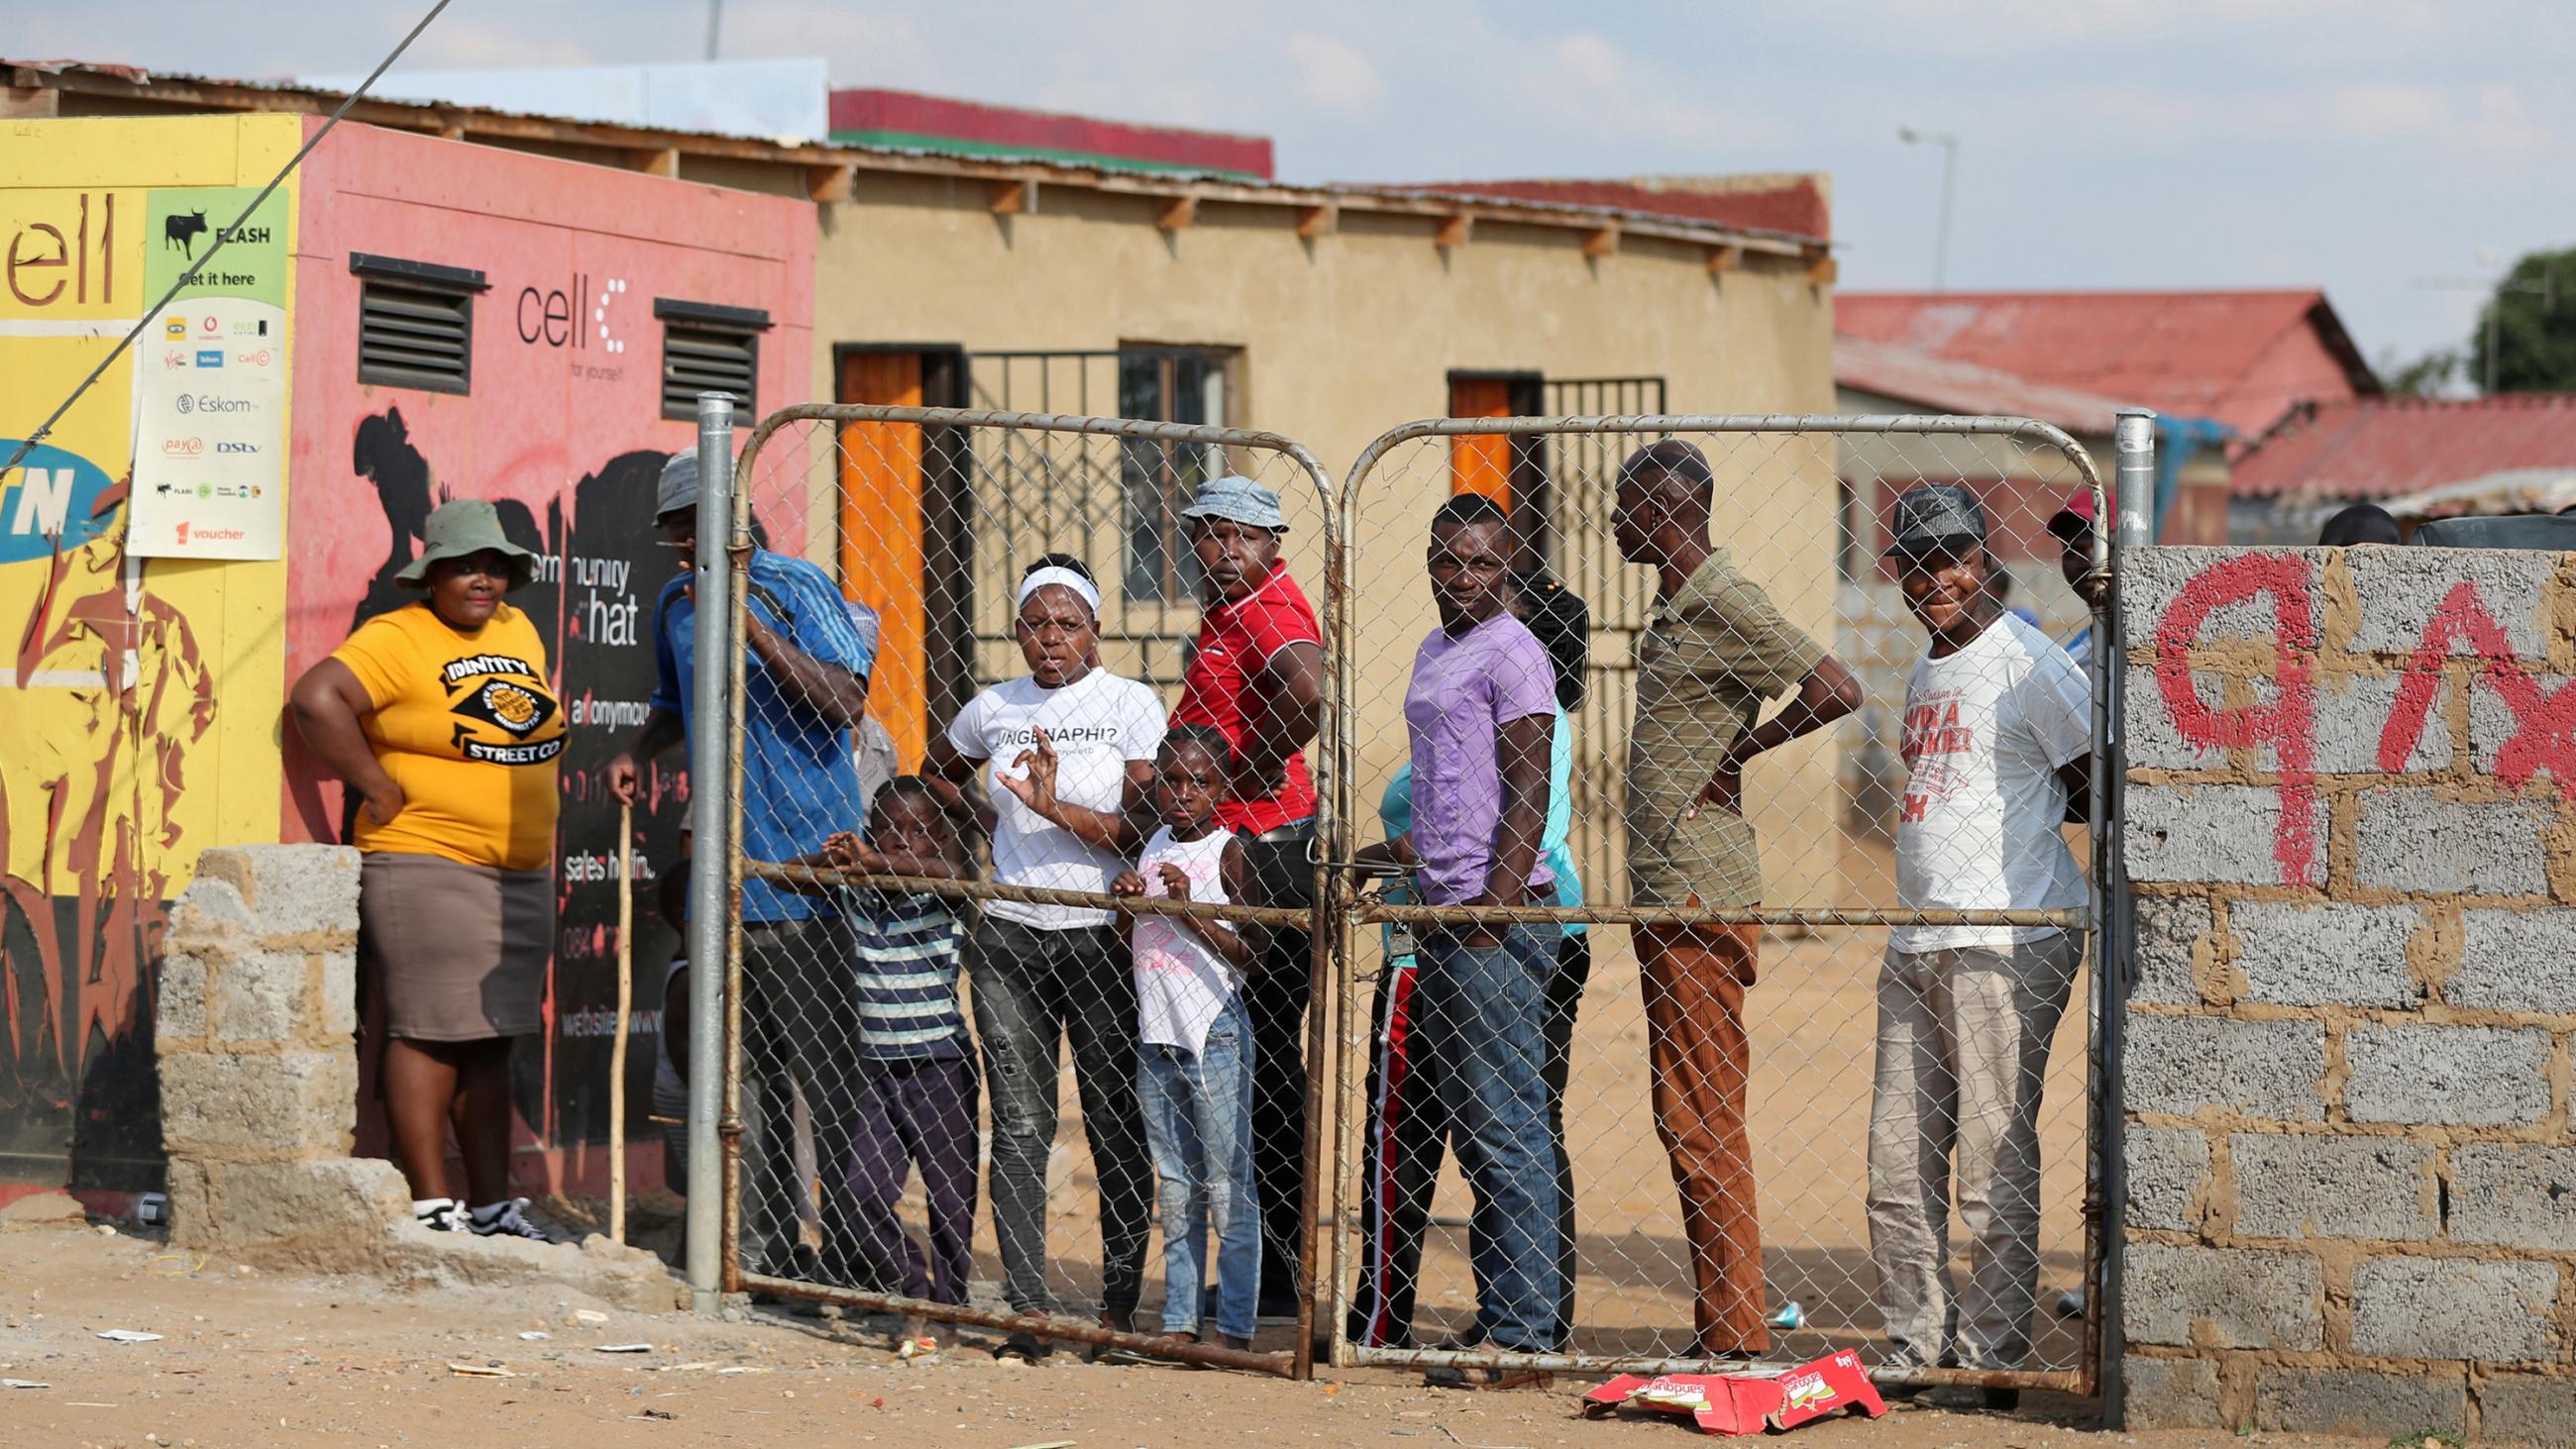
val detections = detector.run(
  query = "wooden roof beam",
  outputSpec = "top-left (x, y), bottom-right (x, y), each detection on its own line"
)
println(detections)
top-left (1435, 213), bottom-right (1473, 251)
top-left (1296, 203), bottom-right (1337, 239)
top-left (987, 178), bottom-right (1035, 214)
top-left (1582, 225), bottom-right (1619, 259)
top-left (1157, 194), bottom-right (1198, 232)
top-left (806, 163), bottom-right (856, 203)
top-left (1707, 244), bottom-right (1744, 276)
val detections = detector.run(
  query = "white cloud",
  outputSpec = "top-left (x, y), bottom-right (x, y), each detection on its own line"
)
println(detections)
top-left (1285, 33), bottom-right (1384, 117)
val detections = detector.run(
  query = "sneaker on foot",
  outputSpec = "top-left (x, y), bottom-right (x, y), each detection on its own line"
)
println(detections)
top-left (467, 1197), bottom-right (554, 1242)
top-left (412, 1197), bottom-right (463, 1232)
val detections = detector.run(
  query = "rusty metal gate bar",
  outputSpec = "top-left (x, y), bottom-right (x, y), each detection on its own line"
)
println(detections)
top-left (1329, 415), bottom-right (2110, 1394)
top-left (720, 404), bottom-right (1340, 1379)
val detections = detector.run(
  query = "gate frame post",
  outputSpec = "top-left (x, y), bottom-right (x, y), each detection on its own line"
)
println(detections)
top-left (2096, 406), bottom-right (2156, 1414)
top-left (685, 391), bottom-right (737, 1315)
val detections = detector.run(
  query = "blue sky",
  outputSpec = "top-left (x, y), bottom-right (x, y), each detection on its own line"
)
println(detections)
top-left (25, 0), bottom-right (2573, 373)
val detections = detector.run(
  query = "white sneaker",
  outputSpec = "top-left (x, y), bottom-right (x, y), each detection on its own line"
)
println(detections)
top-left (467, 1197), bottom-right (554, 1242)
top-left (413, 1197), bottom-right (464, 1232)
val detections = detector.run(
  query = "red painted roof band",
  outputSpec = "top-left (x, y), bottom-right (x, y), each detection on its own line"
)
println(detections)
top-left (1379, 176), bottom-right (1830, 243)
top-left (829, 88), bottom-right (1273, 179)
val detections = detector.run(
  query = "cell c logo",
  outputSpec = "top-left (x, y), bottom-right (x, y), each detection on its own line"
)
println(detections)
top-left (595, 276), bottom-right (626, 356)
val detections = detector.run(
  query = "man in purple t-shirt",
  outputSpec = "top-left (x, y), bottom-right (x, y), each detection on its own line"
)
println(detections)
top-left (1355, 492), bottom-right (1562, 1364)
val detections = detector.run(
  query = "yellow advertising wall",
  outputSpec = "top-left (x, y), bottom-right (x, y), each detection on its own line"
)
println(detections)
top-left (0, 115), bottom-right (300, 1184)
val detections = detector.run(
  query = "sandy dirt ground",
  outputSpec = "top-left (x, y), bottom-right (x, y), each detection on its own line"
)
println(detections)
top-left (0, 1219), bottom-right (2380, 1449)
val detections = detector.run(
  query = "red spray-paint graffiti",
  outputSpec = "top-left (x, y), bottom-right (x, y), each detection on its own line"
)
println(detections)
top-left (2152, 554), bottom-right (2321, 886)
top-left (2155, 558), bottom-right (2576, 887)
top-left (2378, 580), bottom-right (2576, 792)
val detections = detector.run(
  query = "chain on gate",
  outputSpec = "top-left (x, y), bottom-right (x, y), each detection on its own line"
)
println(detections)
top-left (715, 404), bottom-right (1338, 1376)
top-left (1327, 415), bottom-right (2112, 1394)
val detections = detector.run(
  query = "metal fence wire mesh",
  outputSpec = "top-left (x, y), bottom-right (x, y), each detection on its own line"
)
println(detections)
top-left (1328, 417), bottom-right (2110, 1390)
top-left (705, 401), bottom-right (2112, 1390)
top-left (718, 406), bottom-right (1337, 1374)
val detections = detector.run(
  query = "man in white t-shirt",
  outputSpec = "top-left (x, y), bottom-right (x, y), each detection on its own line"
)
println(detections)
top-left (1872, 484), bottom-right (2093, 1396)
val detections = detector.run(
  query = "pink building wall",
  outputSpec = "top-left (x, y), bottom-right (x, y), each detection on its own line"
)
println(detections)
top-left (280, 119), bottom-right (814, 1192)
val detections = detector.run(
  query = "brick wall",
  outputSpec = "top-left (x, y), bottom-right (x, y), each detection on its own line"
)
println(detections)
top-left (2121, 545), bottom-right (2576, 1440)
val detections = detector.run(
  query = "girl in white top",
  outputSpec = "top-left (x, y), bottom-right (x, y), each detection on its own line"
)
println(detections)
top-left (1113, 724), bottom-right (1262, 1348)
top-left (923, 555), bottom-right (1166, 1347)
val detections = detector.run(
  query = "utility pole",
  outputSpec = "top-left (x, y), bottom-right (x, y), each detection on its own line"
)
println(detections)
top-left (1898, 126), bottom-right (1959, 292)
top-left (704, 0), bottom-right (722, 60)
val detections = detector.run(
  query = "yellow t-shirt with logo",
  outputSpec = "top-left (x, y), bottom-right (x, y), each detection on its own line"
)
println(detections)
top-left (331, 600), bottom-right (567, 872)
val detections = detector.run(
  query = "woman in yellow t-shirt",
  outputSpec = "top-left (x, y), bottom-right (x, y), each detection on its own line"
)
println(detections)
top-left (290, 499), bottom-right (567, 1242)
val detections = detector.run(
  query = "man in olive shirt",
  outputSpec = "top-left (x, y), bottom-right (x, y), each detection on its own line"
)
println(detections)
top-left (1613, 441), bottom-right (1861, 1358)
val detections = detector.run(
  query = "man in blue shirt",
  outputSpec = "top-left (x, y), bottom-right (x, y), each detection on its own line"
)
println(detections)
top-left (607, 451), bottom-right (877, 1291)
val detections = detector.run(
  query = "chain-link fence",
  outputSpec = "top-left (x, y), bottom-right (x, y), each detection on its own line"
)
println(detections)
top-left (1327, 416), bottom-right (2111, 1393)
top-left (717, 405), bottom-right (1337, 1376)
top-left (697, 399), bottom-right (2115, 1390)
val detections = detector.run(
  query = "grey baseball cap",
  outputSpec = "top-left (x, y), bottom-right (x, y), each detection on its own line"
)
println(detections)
top-left (1883, 482), bottom-right (1989, 558)
top-left (657, 452), bottom-right (700, 521)
top-left (1179, 475), bottom-right (1287, 532)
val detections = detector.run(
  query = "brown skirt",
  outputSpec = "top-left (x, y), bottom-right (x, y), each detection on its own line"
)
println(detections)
top-left (360, 852), bottom-right (553, 1042)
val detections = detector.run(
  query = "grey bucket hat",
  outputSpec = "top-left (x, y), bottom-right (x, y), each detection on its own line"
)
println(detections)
top-left (1179, 475), bottom-right (1287, 532)
top-left (395, 499), bottom-right (537, 590)
top-left (657, 452), bottom-right (701, 521)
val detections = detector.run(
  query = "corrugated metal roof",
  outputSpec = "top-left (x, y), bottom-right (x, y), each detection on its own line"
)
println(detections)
top-left (1837, 289), bottom-right (2378, 439)
top-left (2232, 394), bottom-right (2576, 500)
top-left (1835, 336), bottom-right (2137, 434)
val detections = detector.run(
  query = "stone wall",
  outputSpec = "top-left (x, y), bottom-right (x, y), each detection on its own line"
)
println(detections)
top-left (156, 844), bottom-right (413, 1266)
top-left (2121, 545), bottom-right (2576, 1440)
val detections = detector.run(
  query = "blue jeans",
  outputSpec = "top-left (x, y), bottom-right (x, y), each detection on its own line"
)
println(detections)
top-left (1137, 1000), bottom-right (1261, 1340)
top-left (1418, 923), bottom-right (1563, 1351)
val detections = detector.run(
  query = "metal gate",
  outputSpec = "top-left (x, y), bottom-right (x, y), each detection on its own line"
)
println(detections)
top-left (1326, 415), bottom-right (2113, 1394)
top-left (715, 404), bottom-right (1337, 1376)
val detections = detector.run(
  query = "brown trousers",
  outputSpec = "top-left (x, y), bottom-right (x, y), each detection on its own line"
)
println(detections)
top-left (1636, 918), bottom-right (1770, 1356)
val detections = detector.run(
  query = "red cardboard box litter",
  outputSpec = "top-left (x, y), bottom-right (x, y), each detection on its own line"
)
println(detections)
top-left (1580, 1351), bottom-right (1886, 1436)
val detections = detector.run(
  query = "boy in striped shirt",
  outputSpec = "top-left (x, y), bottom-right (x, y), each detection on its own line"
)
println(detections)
top-left (814, 776), bottom-right (977, 1343)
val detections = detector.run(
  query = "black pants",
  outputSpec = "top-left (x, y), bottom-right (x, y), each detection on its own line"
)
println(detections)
top-left (971, 915), bottom-right (1153, 1316)
top-left (738, 916), bottom-right (869, 1286)
top-left (1346, 930), bottom-right (1590, 1347)
top-left (1243, 834), bottom-right (1317, 1308)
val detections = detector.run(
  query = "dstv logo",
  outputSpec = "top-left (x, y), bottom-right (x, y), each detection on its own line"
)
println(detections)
top-left (214, 441), bottom-right (259, 455)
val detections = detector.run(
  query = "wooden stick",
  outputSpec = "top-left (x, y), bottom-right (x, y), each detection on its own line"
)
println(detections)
top-left (609, 800), bottom-right (633, 1245)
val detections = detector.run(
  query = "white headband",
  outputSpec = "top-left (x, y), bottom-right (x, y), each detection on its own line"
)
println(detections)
top-left (1017, 566), bottom-right (1101, 613)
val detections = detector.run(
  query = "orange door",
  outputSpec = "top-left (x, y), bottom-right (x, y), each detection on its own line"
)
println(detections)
top-left (1449, 375), bottom-right (1515, 508)
top-left (836, 352), bottom-right (929, 768)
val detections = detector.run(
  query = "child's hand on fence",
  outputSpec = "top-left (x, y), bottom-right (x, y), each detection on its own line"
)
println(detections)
top-left (1156, 863), bottom-right (1194, 902)
top-left (821, 831), bottom-right (863, 869)
top-left (1111, 870), bottom-right (1147, 901)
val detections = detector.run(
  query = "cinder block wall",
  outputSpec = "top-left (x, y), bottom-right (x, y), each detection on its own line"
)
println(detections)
top-left (157, 844), bottom-right (414, 1265)
top-left (2122, 545), bottom-right (2576, 1441)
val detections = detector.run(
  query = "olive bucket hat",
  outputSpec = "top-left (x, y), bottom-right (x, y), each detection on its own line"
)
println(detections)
top-left (394, 499), bottom-right (539, 591)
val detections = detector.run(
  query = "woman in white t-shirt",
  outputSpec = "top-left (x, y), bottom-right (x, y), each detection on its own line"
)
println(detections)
top-left (925, 554), bottom-right (1166, 1355)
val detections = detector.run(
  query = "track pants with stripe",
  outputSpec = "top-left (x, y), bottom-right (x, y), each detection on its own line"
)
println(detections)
top-left (1345, 933), bottom-right (1589, 1349)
